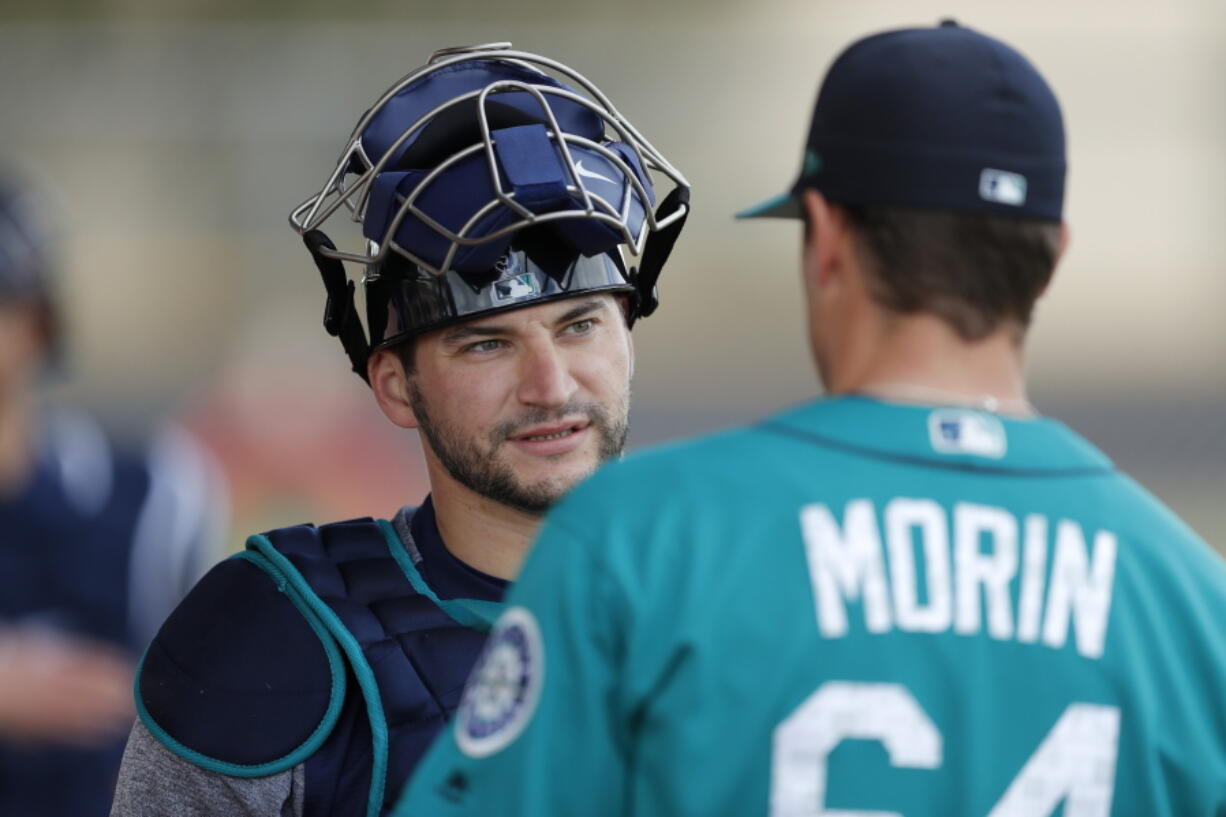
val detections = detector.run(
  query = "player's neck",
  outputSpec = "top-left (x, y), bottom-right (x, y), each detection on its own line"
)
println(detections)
top-left (426, 469), bottom-right (539, 582)
top-left (834, 314), bottom-right (1033, 416)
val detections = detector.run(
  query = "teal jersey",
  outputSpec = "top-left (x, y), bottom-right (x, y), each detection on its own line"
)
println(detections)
top-left (399, 396), bottom-right (1226, 817)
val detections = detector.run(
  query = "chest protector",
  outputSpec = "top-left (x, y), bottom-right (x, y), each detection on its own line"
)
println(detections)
top-left (137, 516), bottom-right (504, 817)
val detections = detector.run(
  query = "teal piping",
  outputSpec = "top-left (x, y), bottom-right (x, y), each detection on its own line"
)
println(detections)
top-left (134, 551), bottom-right (347, 778)
top-left (246, 534), bottom-right (390, 817)
top-left (378, 518), bottom-right (504, 632)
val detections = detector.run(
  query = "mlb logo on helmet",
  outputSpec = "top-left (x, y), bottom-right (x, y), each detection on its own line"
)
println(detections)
top-left (494, 273), bottom-right (540, 303)
top-left (491, 252), bottom-right (540, 302)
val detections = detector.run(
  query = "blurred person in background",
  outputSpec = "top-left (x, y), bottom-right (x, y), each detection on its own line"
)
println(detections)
top-left (398, 21), bottom-right (1226, 817)
top-left (0, 172), bottom-right (227, 816)
top-left (111, 43), bottom-right (688, 817)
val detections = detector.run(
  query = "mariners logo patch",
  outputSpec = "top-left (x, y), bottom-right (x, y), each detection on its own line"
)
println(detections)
top-left (455, 606), bottom-right (544, 758)
top-left (928, 409), bottom-right (1007, 459)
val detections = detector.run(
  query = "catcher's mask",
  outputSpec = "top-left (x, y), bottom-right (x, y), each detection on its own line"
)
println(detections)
top-left (289, 43), bottom-right (690, 383)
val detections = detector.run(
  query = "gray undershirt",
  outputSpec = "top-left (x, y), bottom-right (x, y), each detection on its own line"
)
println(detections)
top-left (109, 722), bottom-right (303, 817)
top-left (110, 508), bottom-right (428, 817)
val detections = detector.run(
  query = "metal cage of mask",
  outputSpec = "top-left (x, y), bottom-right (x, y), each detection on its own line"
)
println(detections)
top-left (289, 43), bottom-right (688, 277)
top-left (288, 43), bottom-right (690, 384)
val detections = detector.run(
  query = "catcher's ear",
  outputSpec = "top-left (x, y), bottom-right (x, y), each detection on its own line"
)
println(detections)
top-left (368, 347), bottom-right (419, 430)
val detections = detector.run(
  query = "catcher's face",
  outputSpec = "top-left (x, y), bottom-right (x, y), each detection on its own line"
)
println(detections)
top-left (397, 294), bottom-right (632, 516)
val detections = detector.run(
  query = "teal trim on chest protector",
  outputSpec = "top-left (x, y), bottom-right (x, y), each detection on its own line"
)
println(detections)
top-left (378, 518), bottom-right (505, 631)
top-left (246, 533), bottom-right (390, 817)
top-left (134, 550), bottom-right (347, 778)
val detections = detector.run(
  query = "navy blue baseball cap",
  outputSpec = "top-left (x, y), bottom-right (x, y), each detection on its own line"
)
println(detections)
top-left (739, 20), bottom-right (1066, 222)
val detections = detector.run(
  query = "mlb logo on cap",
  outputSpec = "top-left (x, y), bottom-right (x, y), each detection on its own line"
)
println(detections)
top-left (980, 169), bottom-right (1028, 207)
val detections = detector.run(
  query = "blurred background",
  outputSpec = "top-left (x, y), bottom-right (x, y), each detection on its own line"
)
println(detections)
top-left (0, 0), bottom-right (1222, 551)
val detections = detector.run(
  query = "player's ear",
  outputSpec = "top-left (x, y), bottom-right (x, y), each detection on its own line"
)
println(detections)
top-left (368, 347), bottom-right (420, 430)
top-left (1036, 221), bottom-right (1069, 301)
top-left (1055, 222), bottom-right (1070, 267)
top-left (801, 190), bottom-right (850, 289)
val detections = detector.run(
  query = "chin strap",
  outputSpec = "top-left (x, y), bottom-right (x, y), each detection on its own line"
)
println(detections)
top-left (304, 230), bottom-right (372, 385)
top-left (629, 185), bottom-right (690, 324)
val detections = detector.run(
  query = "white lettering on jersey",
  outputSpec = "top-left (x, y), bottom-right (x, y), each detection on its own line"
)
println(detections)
top-left (771, 682), bottom-right (942, 817)
top-left (798, 500), bottom-right (1118, 659)
top-left (1041, 523), bottom-right (1118, 659)
top-left (1016, 515), bottom-right (1049, 643)
top-left (884, 498), bottom-right (952, 632)
top-left (800, 500), bottom-right (892, 638)
top-left (771, 682), bottom-right (1120, 817)
top-left (954, 503), bottom-right (1018, 640)
top-left (987, 703), bottom-right (1120, 817)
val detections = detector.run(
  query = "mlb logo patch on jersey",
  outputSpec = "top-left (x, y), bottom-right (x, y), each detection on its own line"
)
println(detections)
top-left (455, 606), bottom-right (544, 759)
top-left (928, 409), bottom-right (1007, 459)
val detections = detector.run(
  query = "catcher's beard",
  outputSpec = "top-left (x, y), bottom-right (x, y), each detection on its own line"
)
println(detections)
top-left (407, 379), bottom-right (629, 516)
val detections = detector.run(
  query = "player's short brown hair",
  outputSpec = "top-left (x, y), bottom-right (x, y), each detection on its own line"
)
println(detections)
top-left (841, 204), bottom-right (1062, 341)
top-left (394, 339), bottom-right (417, 376)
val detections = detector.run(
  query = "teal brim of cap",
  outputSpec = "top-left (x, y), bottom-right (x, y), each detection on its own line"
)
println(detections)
top-left (735, 191), bottom-right (804, 219)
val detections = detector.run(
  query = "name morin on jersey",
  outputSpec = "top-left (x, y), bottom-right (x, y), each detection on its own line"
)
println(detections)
top-left (800, 498), bottom-right (1116, 659)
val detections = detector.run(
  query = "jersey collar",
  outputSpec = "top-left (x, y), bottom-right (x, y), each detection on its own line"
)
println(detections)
top-left (761, 395), bottom-right (1114, 475)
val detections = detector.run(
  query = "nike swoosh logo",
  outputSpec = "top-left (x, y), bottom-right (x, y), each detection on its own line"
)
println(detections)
top-left (574, 159), bottom-right (615, 185)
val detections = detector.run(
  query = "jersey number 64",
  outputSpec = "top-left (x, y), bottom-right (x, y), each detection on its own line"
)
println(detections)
top-left (771, 682), bottom-right (1120, 817)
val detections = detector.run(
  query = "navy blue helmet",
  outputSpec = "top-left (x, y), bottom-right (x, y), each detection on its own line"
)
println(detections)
top-left (289, 43), bottom-right (690, 383)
